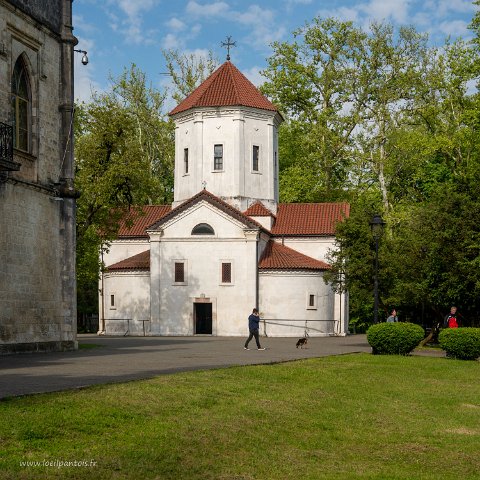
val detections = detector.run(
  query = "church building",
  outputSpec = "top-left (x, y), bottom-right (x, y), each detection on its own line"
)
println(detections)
top-left (100, 60), bottom-right (349, 337)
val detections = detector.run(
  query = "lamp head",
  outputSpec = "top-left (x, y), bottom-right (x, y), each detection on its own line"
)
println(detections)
top-left (370, 214), bottom-right (385, 238)
top-left (81, 53), bottom-right (89, 65)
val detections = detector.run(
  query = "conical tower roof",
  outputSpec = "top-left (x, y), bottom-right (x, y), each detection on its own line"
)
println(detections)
top-left (169, 61), bottom-right (278, 116)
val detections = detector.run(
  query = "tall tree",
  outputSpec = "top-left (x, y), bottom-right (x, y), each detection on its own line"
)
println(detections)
top-left (75, 65), bottom-right (175, 321)
top-left (262, 18), bottom-right (367, 202)
top-left (163, 49), bottom-right (218, 104)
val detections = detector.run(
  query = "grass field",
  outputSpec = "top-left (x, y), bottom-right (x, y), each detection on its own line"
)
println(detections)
top-left (1, 354), bottom-right (479, 479)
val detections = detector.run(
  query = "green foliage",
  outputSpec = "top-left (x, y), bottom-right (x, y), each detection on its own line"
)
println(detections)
top-left (439, 328), bottom-right (480, 360)
top-left (75, 64), bottom-right (175, 317)
top-left (163, 49), bottom-right (218, 104)
top-left (367, 322), bottom-right (425, 355)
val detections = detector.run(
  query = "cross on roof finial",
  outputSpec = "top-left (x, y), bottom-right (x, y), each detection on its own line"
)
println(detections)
top-left (221, 36), bottom-right (236, 61)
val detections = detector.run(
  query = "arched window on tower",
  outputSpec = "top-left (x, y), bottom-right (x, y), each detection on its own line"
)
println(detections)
top-left (191, 223), bottom-right (215, 235)
top-left (11, 56), bottom-right (31, 152)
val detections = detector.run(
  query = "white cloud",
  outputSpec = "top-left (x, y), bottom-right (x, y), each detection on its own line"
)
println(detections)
top-left (233, 5), bottom-right (286, 48)
top-left (186, 1), bottom-right (231, 17)
top-left (166, 17), bottom-right (187, 31)
top-left (435, 0), bottom-right (476, 17)
top-left (162, 33), bottom-right (184, 50)
top-left (318, 0), bottom-right (411, 28)
top-left (73, 38), bottom-right (102, 103)
top-left (242, 66), bottom-right (266, 87)
top-left (362, 0), bottom-right (410, 24)
top-left (73, 14), bottom-right (97, 36)
top-left (105, 0), bottom-right (159, 45)
top-left (162, 21), bottom-right (202, 51)
top-left (438, 19), bottom-right (470, 37)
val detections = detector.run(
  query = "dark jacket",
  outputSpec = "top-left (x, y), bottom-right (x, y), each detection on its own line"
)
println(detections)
top-left (444, 314), bottom-right (460, 328)
top-left (248, 313), bottom-right (260, 330)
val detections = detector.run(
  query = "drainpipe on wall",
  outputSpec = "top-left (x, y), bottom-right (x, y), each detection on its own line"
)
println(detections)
top-left (99, 245), bottom-right (105, 335)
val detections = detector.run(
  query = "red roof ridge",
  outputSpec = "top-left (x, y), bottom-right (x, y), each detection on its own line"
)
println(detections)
top-left (169, 61), bottom-right (278, 116)
top-left (259, 240), bottom-right (330, 271)
top-left (244, 201), bottom-right (275, 218)
top-left (148, 189), bottom-right (266, 232)
top-left (107, 250), bottom-right (150, 271)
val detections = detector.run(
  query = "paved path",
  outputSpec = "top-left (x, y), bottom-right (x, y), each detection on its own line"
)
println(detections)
top-left (0, 334), bottom-right (371, 399)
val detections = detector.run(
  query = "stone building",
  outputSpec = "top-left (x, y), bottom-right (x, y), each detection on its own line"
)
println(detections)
top-left (100, 61), bottom-right (349, 338)
top-left (0, 0), bottom-right (77, 353)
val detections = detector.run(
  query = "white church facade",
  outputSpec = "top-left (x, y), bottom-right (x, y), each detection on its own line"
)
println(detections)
top-left (100, 61), bottom-right (349, 337)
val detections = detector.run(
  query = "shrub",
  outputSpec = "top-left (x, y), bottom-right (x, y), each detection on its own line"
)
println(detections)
top-left (438, 328), bottom-right (480, 360)
top-left (367, 322), bottom-right (425, 355)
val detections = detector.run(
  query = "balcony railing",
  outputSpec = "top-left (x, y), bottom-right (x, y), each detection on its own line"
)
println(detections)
top-left (0, 122), bottom-right (19, 172)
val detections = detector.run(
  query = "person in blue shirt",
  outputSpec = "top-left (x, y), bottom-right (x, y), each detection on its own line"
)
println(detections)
top-left (244, 308), bottom-right (265, 350)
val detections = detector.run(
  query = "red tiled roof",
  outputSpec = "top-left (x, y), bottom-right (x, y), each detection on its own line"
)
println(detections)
top-left (117, 206), bottom-right (171, 238)
top-left (148, 189), bottom-right (265, 232)
top-left (271, 203), bottom-right (350, 236)
top-left (107, 250), bottom-right (150, 271)
top-left (244, 201), bottom-right (275, 217)
top-left (259, 241), bottom-right (330, 271)
top-left (169, 61), bottom-right (278, 116)
top-left (115, 197), bottom-right (349, 239)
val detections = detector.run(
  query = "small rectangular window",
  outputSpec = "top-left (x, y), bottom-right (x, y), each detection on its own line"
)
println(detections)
top-left (214, 144), bottom-right (223, 171)
top-left (221, 262), bottom-right (232, 283)
top-left (110, 294), bottom-right (116, 309)
top-left (252, 145), bottom-right (259, 171)
top-left (307, 293), bottom-right (317, 310)
top-left (184, 148), bottom-right (189, 174)
top-left (174, 262), bottom-right (185, 283)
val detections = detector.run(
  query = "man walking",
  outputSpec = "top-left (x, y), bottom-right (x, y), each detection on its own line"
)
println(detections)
top-left (244, 308), bottom-right (265, 350)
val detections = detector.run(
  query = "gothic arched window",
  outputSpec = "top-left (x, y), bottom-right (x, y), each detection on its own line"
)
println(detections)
top-left (191, 223), bottom-right (215, 235)
top-left (11, 56), bottom-right (31, 152)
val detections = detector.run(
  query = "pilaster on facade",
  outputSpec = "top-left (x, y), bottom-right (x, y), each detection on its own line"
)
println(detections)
top-left (148, 231), bottom-right (163, 334)
top-left (233, 110), bottom-right (245, 203)
top-left (193, 111), bottom-right (203, 195)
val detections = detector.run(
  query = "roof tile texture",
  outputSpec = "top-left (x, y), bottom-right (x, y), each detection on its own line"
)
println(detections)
top-left (107, 250), bottom-right (150, 271)
top-left (243, 201), bottom-right (276, 217)
top-left (117, 206), bottom-right (171, 238)
top-left (271, 203), bottom-right (350, 236)
top-left (169, 61), bottom-right (278, 116)
top-left (259, 241), bottom-right (330, 271)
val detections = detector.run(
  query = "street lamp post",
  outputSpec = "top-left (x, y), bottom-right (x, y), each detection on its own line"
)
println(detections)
top-left (370, 214), bottom-right (385, 324)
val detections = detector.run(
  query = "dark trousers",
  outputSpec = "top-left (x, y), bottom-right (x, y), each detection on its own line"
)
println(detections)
top-left (245, 328), bottom-right (261, 348)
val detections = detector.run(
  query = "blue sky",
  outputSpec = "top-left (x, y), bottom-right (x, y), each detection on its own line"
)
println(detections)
top-left (73, 0), bottom-right (478, 105)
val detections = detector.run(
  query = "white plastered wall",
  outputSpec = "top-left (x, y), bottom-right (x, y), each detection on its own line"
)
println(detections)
top-left (102, 272), bottom-right (150, 336)
top-left (259, 270), bottom-right (337, 337)
top-left (103, 239), bottom-right (150, 266)
top-left (148, 201), bottom-right (259, 336)
top-left (172, 106), bottom-right (280, 212)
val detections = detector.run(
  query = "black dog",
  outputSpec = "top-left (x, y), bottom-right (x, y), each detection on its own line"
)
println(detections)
top-left (296, 337), bottom-right (308, 349)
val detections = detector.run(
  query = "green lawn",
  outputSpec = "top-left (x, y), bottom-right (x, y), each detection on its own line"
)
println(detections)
top-left (1, 354), bottom-right (479, 479)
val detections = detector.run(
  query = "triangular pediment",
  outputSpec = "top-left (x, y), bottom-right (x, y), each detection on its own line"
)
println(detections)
top-left (147, 190), bottom-right (265, 235)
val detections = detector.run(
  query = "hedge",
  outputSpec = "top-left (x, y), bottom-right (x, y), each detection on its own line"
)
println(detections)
top-left (367, 322), bottom-right (425, 355)
top-left (438, 328), bottom-right (480, 360)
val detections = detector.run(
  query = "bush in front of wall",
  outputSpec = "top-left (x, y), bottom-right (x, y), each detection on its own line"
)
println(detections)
top-left (438, 328), bottom-right (480, 360)
top-left (367, 322), bottom-right (425, 355)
